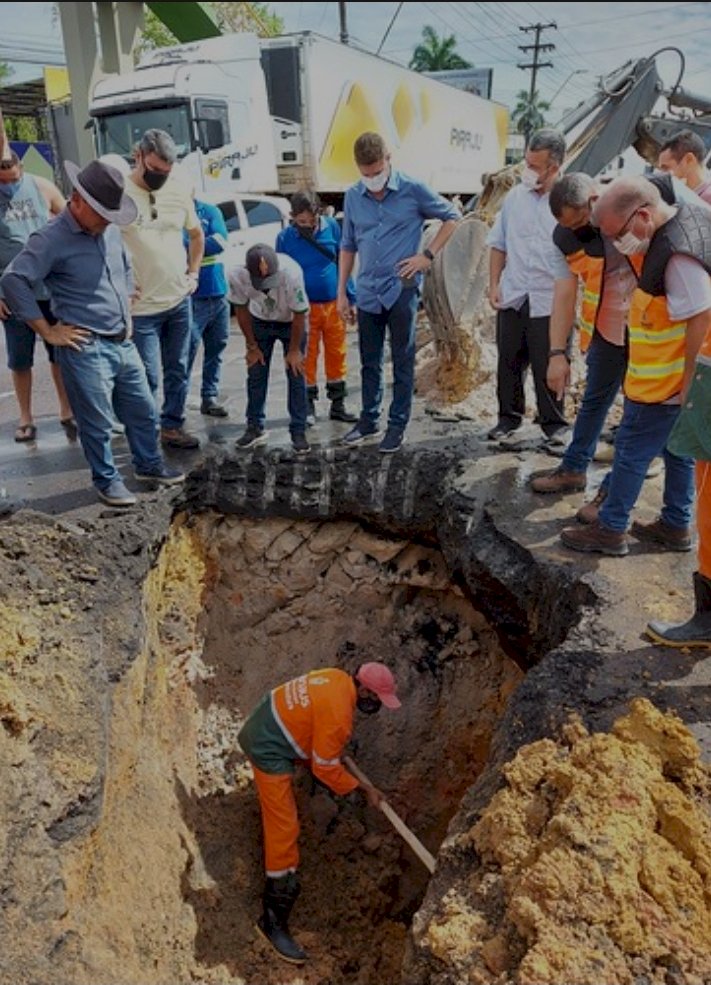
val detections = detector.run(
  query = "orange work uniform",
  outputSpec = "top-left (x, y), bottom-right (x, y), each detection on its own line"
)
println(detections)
top-left (238, 668), bottom-right (359, 876)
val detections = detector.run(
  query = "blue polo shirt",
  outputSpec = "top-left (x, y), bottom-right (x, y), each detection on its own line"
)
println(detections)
top-left (341, 169), bottom-right (459, 314)
top-left (276, 216), bottom-right (355, 304)
top-left (1, 207), bottom-right (132, 335)
top-left (186, 199), bottom-right (228, 299)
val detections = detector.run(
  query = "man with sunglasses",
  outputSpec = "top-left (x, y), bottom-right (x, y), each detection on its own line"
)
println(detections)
top-left (237, 661), bottom-right (400, 964)
top-left (560, 176), bottom-right (711, 557)
top-left (122, 129), bottom-right (204, 450)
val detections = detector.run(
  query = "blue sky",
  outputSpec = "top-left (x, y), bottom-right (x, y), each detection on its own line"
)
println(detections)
top-left (2, 1), bottom-right (711, 118)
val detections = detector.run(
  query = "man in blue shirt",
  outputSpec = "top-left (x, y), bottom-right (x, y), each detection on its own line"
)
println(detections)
top-left (1, 159), bottom-right (183, 507)
top-left (337, 131), bottom-right (459, 453)
top-left (277, 190), bottom-right (356, 426)
top-left (186, 196), bottom-right (230, 417)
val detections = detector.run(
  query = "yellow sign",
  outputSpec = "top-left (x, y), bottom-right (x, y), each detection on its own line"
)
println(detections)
top-left (44, 67), bottom-right (71, 102)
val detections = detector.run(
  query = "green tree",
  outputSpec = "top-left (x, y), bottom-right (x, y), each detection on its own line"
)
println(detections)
top-left (409, 25), bottom-right (471, 72)
top-left (0, 62), bottom-right (13, 85)
top-left (137, 2), bottom-right (283, 56)
top-left (511, 89), bottom-right (550, 141)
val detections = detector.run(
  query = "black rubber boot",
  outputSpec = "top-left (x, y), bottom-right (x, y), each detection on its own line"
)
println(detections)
top-left (327, 380), bottom-right (357, 422)
top-left (647, 572), bottom-right (711, 647)
top-left (306, 386), bottom-right (318, 428)
top-left (256, 873), bottom-right (307, 965)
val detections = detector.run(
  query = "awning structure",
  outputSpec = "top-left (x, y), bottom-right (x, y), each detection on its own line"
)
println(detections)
top-left (0, 78), bottom-right (46, 118)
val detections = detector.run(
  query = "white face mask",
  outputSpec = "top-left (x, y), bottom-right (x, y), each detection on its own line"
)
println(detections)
top-left (613, 231), bottom-right (650, 255)
top-left (521, 166), bottom-right (543, 190)
top-left (362, 169), bottom-right (389, 193)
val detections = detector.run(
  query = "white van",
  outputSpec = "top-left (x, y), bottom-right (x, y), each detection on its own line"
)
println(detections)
top-left (202, 192), bottom-right (291, 272)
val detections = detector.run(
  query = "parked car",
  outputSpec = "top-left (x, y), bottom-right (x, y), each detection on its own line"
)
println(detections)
top-left (202, 192), bottom-right (291, 271)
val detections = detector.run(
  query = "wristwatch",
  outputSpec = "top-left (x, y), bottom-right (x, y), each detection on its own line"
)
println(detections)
top-left (423, 248), bottom-right (435, 262)
top-left (549, 348), bottom-right (569, 360)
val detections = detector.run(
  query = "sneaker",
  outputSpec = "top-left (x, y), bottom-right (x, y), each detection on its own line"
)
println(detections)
top-left (487, 422), bottom-right (518, 442)
top-left (543, 426), bottom-right (572, 456)
top-left (200, 399), bottom-right (228, 418)
top-left (134, 464), bottom-right (185, 486)
top-left (531, 468), bottom-right (586, 494)
top-left (560, 519), bottom-right (629, 556)
top-left (576, 486), bottom-right (608, 525)
top-left (236, 426), bottom-right (267, 450)
top-left (498, 421), bottom-right (542, 450)
top-left (160, 428), bottom-right (200, 450)
top-left (630, 517), bottom-right (692, 552)
top-left (306, 398), bottom-right (317, 428)
top-left (342, 424), bottom-right (381, 446)
top-left (379, 428), bottom-right (404, 454)
top-left (291, 432), bottom-right (310, 454)
top-left (97, 478), bottom-right (137, 507)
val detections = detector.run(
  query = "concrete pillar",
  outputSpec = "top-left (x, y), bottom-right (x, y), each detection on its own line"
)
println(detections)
top-left (58, 2), bottom-right (101, 165)
top-left (97, 1), bottom-right (144, 75)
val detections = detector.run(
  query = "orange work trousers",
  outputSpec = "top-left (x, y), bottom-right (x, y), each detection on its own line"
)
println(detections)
top-left (697, 460), bottom-right (711, 578)
top-left (252, 764), bottom-right (300, 876)
top-left (304, 300), bottom-right (347, 387)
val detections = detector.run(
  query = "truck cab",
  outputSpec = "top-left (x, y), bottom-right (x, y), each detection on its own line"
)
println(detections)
top-left (90, 33), bottom-right (279, 197)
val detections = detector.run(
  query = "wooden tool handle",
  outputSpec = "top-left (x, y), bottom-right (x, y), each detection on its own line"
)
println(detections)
top-left (344, 755), bottom-right (436, 874)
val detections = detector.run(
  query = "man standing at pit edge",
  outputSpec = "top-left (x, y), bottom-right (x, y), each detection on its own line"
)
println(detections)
top-left (238, 662), bottom-right (401, 965)
top-left (337, 131), bottom-right (459, 453)
top-left (122, 129), bottom-right (204, 451)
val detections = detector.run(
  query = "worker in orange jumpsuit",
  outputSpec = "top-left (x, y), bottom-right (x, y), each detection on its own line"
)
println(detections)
top-left (237, 662), bottom-right (401, 964)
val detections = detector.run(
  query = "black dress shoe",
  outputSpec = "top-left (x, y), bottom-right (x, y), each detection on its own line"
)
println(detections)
top-left (201, 400), bottom-right (228, 418)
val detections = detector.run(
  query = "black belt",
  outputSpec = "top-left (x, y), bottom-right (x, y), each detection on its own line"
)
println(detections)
top-left (88, 329), bottom-right (127, 342)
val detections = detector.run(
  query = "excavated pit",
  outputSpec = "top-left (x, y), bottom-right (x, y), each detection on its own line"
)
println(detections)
top-left (8, 446), bottom-right (670, 985)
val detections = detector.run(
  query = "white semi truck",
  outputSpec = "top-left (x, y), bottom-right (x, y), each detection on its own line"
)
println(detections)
top-left (89, 30), bottom-right (508, 203)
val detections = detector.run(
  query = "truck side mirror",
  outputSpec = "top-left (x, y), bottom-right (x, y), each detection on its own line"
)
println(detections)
top-left (197, 118), bottom-right (224, 152)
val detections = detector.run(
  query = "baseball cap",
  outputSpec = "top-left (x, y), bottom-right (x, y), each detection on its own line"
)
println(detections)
top-left (356, 662), bottom-right (401, 709)
top-left (246, 244), bottom-right (280, 290)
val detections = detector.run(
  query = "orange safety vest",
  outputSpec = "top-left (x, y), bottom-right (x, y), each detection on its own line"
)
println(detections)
top-left (554, 228), bottom-right (642, 354)
top-left (624, 289), bottom-right (687, 403)
top-left (270, 668), bottom-right (359, 796)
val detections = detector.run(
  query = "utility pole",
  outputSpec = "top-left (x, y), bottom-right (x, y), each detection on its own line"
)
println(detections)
top-left (518, 22), bottom-right (556, 142)
top-left (338, 1), bottom-right (349, 44)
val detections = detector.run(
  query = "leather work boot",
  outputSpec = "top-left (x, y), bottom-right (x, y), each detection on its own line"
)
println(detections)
top-left (576, 486), bottom-right (608, 524)
top-left (531, 468), bottom-right (586, 494)
top-left (630, 517), bottom-right (692, 552)
top-left (560, 519), bottom-right (629, 556)
top-left (256, 873), bottom-right (307, 965)
top-left (647, 572), bottom-right (711, 647)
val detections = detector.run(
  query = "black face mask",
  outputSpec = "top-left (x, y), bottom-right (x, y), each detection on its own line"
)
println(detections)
top-left (356, 694), bottom-right (382, 716)
top-left (143, 166), bottom-right (169, 191)
top-left (574, 223), bottom-right (598, 244)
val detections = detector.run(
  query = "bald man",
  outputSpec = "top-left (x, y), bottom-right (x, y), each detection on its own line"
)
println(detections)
top-left (560, 176), bottom-right (711, 558)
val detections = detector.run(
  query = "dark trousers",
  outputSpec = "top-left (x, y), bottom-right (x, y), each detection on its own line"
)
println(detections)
top-left (495, 300), bottom-right (567, 436)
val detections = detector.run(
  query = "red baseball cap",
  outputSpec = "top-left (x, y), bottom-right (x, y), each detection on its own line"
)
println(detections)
top-left (356, 662), bottom-right (401, 709)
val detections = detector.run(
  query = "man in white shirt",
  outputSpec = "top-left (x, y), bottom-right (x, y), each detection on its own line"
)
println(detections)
top-left (229, 244), bottom-right (311, 453)
top-left (486, 128), bottom-right (569, 449)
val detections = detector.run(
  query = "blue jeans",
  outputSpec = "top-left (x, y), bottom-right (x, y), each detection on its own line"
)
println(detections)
top-left (188, 295), bottom-right (230, 401)
top-left (357, 286), bottom-right (418, 432)
top-left (562, 333), bottom-right (627, 474)
top-left (132, 297), bottom-right (192, 430)
top-left (599, 398), bottom-right (694, 532)
top-left (246, 318), bottom-right (307, 433)
top-left (56, 336), bottom-right (162, 492)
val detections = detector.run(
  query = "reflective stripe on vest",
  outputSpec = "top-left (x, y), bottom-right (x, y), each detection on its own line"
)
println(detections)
top-left (625, 289), bottom-right (686, 403)
top-left (200, 255), bottom-right (220, 267)
top-left (565, 249), bottom-right (603, 353)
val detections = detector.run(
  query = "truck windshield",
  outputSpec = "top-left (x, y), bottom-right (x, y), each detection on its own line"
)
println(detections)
top-left (95, 104), bottom-right (192, 158)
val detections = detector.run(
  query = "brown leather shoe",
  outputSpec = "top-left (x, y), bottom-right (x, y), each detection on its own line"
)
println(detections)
top-left (630, 517), bottom-right (692, 552)
top-left (160, 427), bottom-right (200, 450)
top-left (560, 519), bottom-right (629, 556)
top-left (576, 486), bottom-right (608, 524)
top-left (531, 468), bottom-right (586, 494)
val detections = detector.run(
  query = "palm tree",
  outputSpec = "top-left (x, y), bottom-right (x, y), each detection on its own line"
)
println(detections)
top-left (511, 90), bottom-right (551, 142)
top-left (409, 26), bottom-right (472, 72)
